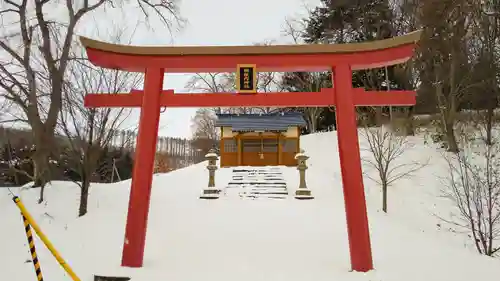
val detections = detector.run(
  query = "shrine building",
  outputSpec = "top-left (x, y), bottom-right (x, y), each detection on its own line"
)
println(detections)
top-left (216, 112), bottom-right (306, 167)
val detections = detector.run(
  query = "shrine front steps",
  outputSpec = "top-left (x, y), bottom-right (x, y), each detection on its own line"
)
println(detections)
top-left (225, 167), bottom-right (288, 200)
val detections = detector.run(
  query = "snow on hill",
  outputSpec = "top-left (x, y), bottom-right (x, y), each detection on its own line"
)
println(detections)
top-left (1, 131), bottom-right (500, 281)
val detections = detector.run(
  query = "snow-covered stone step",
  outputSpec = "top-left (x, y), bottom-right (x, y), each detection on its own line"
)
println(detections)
top-left (227, 185), bottom-right (287, 190)
top-left (246, 185), bottom-right (287, 189)
top-left (232, 173), bottom-right (285, 177)
top-left (227, 182), bottom-right (287, 187)
top-left (232, 171), bottom-right (283, 173)
top-left (239, 195), bottom-right (287, 200)
top-left (228, 179), bottom-right (286, 182)
top-left (227, 183), bottom-right (286, 186)
top-left (227, 184), bottom-right (287, 188)
top-left (229, 177), bottom-right (285, 180)
top-left (232, 171), bottom-right (282, 173)
top-left (231, 176), bottom-right (284, 180)
top-left (224, 166), bottom-right (288, 200)
top-left (247, 191), bottom-right (288, 195)
top-left (246, 185), bottom-right (286, 189)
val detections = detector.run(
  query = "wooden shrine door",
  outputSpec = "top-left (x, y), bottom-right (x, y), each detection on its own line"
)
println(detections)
top-left (241, 136), bottom-right (279, 166)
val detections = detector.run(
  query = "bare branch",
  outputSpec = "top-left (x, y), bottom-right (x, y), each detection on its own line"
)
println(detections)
top-left (361, 125), bottom-right (428, 212)
top-left (440, 116), bottom-right (500, 257)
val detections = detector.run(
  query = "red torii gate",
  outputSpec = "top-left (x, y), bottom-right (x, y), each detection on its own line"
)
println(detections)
top-left (80, 30), bottom-right (422, 272)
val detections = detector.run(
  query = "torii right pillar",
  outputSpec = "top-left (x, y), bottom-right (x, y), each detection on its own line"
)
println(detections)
top-left (333, 64), bottom-right (373, 272)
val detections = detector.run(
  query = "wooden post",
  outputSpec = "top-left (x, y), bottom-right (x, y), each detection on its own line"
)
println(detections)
top-left (219, 139), bottom-right (224, 167)
top-left (277, 134), bottom-right (282, 165)
top-left (296, 130), bottom-right (300, 166)
top-left (237, 135), bottom-right (242, 166)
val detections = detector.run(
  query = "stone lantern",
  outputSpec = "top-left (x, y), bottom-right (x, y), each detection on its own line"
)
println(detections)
top-left (294, 149), bottom-right (314, 200)
top-left (200, 149), bottom-right (220, 199)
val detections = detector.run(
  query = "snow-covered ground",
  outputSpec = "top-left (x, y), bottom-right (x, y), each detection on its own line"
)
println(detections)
top-left (1, 131), bottom-right (500, 281)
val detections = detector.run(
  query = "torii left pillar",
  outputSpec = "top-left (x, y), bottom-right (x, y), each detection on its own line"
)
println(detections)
top-left (121, 68), bottom-right (164, 267)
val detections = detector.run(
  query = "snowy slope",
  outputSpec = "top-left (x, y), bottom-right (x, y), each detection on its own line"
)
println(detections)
top-left (1, 131), bottom-right (500, 281)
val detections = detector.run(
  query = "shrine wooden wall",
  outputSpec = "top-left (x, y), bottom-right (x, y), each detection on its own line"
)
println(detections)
top-left (219, 126), bottom-right (300, 167)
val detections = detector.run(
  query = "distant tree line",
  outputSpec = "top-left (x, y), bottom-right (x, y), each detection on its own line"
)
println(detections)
top-left (0, 126), bottom-right (206, 187)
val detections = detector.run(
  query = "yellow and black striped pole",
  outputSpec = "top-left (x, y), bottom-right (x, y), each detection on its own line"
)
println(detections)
top-left (22, 214), bottom-right (43, 281)
top-left (13, 196), bottom-right (81, 281)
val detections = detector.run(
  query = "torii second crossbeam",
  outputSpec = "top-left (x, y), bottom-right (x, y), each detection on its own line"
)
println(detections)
top-left (84, 88), bottom-right (416, 108)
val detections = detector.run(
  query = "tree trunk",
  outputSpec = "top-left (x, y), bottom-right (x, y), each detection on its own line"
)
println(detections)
top-left (30, 123), bottom-right (55, 203)
top-left (79, 175), bottom-right (90, 217)
top-left (485, 107), bottom-right (494, 145)
top-left (444, 120), bottom-right (459, 153)
top-left (305, 109), bottom-right (319, 133)
top-left (382, 181), bottom-right (388, 213)
top-left (404, 106), bottom-right (415, 136)
top-left (306, 119), bottom-right (314, 134)
top-left (309, 116), bottom-right (317, 133)
top-left (32, 152), bottom-right (49, 204)
top-left (375, 107), bottom-right (384, 126)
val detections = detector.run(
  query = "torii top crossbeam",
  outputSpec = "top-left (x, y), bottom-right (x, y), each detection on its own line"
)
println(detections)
top-left (80, 30), bottom-right (422, 73)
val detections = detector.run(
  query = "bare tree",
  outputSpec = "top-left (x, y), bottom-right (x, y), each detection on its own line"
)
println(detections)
top-left (0, 0), bottom-right (181, 203)
top-left (390, 0), bottom-right (422, 136)
top-left (417, 0), bottom-right (480, 153)
top-left (442, 123), bottom-right (500, 256)
top-left (281, 17), bottom-right (329, 133)
top-left (185, 73), bottom-right (232, 114)
top-left (467, 1), bottom-right (500, 145)
top-left (281, 71), bottom-right (329, 133)
top-left (362, 125), bottom-right (427, 212)
top-left (191, 108), bottom-right (219, 140)
top-left (185, 41), bottom-right (283, 115)
top-left (0, 95), bottom-right (10, 121)
top-left (190, 108), bottom-right (219, 155)
top-left (59, 33), bottom-right (142, 217)
top-left (185, 72), bottom-right (279, 114)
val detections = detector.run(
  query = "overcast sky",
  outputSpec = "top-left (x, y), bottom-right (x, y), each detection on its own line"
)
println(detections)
top-left (75, 0), bottom-right (321, 138)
